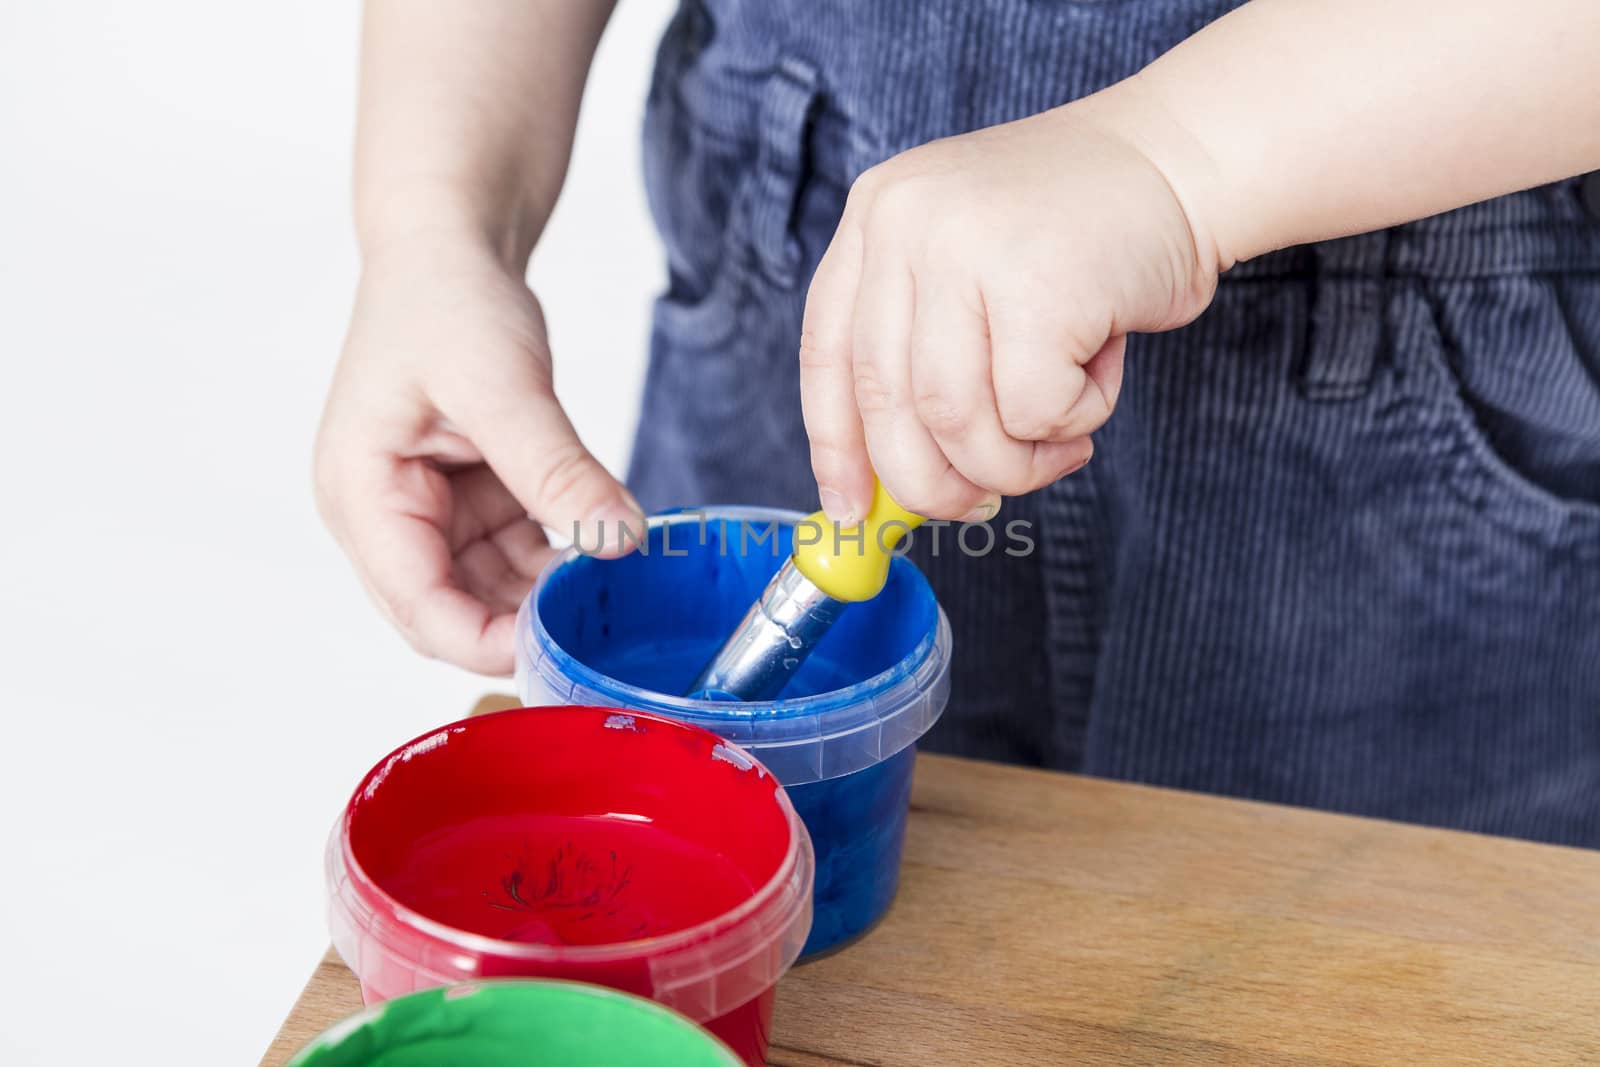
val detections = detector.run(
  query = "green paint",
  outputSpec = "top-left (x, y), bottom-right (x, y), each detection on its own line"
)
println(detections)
top-left (287, 981), bottom-right (742, 1067)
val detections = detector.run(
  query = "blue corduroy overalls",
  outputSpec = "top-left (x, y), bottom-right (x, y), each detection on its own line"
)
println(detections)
top-left (626, 0), bottom-right (1600, 847)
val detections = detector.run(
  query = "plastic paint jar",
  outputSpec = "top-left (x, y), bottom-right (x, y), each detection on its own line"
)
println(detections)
top-left (326, 706), bottom-right (812, 1067)
top-left (285, 980), bottom-right (744, 1066)
top-left (516, 508), bottom-right (952, 956)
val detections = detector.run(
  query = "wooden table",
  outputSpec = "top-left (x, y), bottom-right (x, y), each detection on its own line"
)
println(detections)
top-left (265, 696), bottom-right (1600, 1065)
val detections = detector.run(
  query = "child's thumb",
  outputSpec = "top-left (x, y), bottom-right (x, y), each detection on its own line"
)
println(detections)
top-left (466, 385), bottom-right (645, 557)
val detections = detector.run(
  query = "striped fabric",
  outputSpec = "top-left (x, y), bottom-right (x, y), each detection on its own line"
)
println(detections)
top-left (626, 0), bottom-right (1600, 846)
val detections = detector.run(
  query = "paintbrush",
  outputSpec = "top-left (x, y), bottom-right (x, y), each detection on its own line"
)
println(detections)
top-left (686, 480), bottom-right (925, 701)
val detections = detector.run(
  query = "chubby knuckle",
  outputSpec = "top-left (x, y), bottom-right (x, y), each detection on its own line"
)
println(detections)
top-left (888, 482), bottom-right (939, 518)
top-left (848, 163), bottom-right (889, 206)
top-left (1059, 440), bottom-right (1095, 476)
top-left (851, 165), bottom-right (935, 232)
top-left (852, 363), bottom-right (899, 417)
top-left (864, 179), bottom-right (926, 236)
top-left (797, 330), bottom-right (835, 371)
top-left (913, 387), bottom-right (972, 436)
top-left (893, 476), bottom-right (973, 521)
top-left (999, 406), bottom-right (1067, 442)
top-left (1041, 418), bottom-right (1085, 442)
top-left (808, 439), bottom-right (855, 482)
top-left (989, 465), bottom-right (1040, 498)
top-left (1051, 397), bottom-right (1112, 442)
top-left (996, 386), bottom-right (1072, 440)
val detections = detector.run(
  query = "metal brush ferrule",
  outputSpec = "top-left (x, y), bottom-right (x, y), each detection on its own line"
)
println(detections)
top-left (685, 559), bottom-right (845, 701)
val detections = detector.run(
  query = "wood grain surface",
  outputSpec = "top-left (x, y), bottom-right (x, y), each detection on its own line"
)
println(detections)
top-left (264, 695), bottom-right (1600, 1065)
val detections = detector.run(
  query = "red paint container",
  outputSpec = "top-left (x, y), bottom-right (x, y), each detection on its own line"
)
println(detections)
top-left (326, 706), bottom-right (813, 1066)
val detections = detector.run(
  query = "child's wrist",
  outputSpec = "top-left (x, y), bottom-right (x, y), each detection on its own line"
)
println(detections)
top-left (1060, 76), bottom-right (1237, 277)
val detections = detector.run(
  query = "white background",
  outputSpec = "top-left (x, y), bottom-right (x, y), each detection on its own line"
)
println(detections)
top-left (0, 3), bottom-right (673, 1062)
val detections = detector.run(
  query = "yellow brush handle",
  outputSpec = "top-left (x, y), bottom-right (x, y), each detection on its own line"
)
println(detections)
top-left (791, 480), bottom-right (926, 602)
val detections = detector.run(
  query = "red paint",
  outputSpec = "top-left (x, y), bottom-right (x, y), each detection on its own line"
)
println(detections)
top-left (331, 707), bottom-right (812, 1067)
top-left (381, 813), bottom-right (756, 944)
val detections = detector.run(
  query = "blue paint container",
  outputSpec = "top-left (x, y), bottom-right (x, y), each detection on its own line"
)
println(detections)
top-left (515, 508), bottom-right (951, 957)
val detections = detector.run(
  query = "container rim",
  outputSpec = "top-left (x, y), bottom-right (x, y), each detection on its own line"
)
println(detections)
top-left (333, 706), bottom-right (814, 972)
top-left (522, 507), bottom-right (943, 726)
top-left (288, 980), bottom-right (745, 1066)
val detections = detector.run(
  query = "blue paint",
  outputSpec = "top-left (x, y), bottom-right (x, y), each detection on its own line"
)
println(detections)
top-left (785, 746), bottom-right (916, 953)
top-left (519, 509), bottom-right (951, 957)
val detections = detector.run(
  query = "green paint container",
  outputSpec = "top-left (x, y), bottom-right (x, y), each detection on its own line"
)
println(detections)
top-left (287, 980), bottom-right (743, 1066)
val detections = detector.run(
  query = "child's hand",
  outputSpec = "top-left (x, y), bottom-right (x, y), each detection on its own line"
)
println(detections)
top-left (314, 233), bottom-right (642, 674)
top-left (800, 99), bottom-right (1219, 523)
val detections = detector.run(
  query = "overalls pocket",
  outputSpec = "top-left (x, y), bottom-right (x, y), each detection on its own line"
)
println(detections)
top-left (1394, 278), bottom-right (1600, 546)
top-left (629, 48), bottom-right (828, 507)
top-left (642, 46), bottom-right (823, 354)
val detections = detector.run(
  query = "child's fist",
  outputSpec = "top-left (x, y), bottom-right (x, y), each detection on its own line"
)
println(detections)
top-left (800, 96), bottom-right (1218, 522)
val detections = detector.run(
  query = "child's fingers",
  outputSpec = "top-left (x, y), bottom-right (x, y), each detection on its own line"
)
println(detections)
top-left (851, 252), bottom-right (987, 520)
top-left (988, 307), bottom-right (1097, 443)
top-left (1032, 435), bottom-right (1097, 488)
top-left (909, 278), bottom-right (1038, 498)
top-left (799, 222), bottom-right (874, 524)
top-left (1049, 333), bottom-right (1127, 442)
